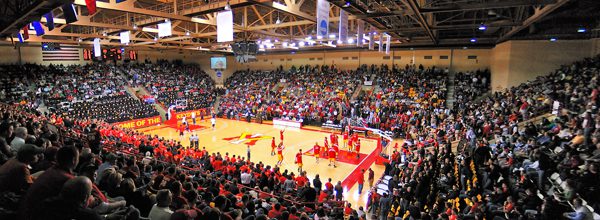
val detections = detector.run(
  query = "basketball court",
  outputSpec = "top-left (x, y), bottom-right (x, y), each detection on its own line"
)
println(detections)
top-left (137, 118), bottom-right (395, 207)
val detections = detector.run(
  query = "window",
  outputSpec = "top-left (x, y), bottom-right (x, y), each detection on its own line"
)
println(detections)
top-left (424, 56), bottom-right (433, 59)
top-left (468, 55), bottom-right (477, 59)
top-left (342, 57), bottom-right (349, 60)
top-left (351, 57), bottom-right (358, 60)
top-left (383, 56), bottom-right (390, 60)
top-left (393, 56), bottom-right (401, 59)
top-left (317, 57), bottom-right (323, 60)
top-left (287, 58), bottom-right (292, 61)
top-left (280, 59), bottom-right (285, 61)
top-left (440, 55), bottom-right (449, 59)
top-left (309, 58), bottom-right (315, 61)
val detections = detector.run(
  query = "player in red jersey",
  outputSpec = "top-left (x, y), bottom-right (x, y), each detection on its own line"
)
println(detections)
top-left (276, 143), bottom-right (285, 166)
top-left (295, 149), bottom-right (303, 173)
top-left (323, 137), bottom-right (329, 153)
top-left (343, 131), bottom-right (349, 149)
top-left (280, 129), bottom-right (285, 141)
top-left (271, 137), bottom-right (277, 156)
top-left (355, 139), bottom-right (361, 159)
top-left (179, 125), bottom-right (185, 137)
top-left (328, 147), bottom-right (337, 167)
top-left (313, 142), bottom-right (321, 163)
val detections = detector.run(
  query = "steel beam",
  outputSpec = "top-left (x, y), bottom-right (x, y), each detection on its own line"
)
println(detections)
top-left (72, 0), bottom-right (215, 25)
top-left (497, 0), bottom-right (571, 42)
top-left (403, 0), bottom-right (436, 44)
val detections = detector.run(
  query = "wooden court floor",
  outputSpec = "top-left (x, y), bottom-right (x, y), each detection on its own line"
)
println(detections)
top-left (137, 118), bottom-right (395, 208)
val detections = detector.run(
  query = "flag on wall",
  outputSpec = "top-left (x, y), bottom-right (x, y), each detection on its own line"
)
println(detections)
top-left (41, 43), bottom-right (80, 61)
top-left (217, 10), bottom-right (233, 42)
top-left (338, 10), bottom-right (348, 42)
top-left (85, 0), bottom-right (97, 15)
top-left (44, 13), bottom-right (54, 31)
top-left (316, 0), bottom-right (330, 38)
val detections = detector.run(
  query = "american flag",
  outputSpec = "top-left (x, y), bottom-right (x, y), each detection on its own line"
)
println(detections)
top-left (41, 43), bottom-right (80, 61)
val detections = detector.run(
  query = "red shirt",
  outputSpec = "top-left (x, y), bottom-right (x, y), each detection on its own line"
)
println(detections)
top-left (328, 149), bottom-right (336, 159)
top-left (313, 144), bottom-right (320, 155)
top-left (325, 182), bottom-right (333, 191)
top-left (358, 171), bottom-right (365, 184)
top-left (295, 153), bottom-right (302, 164)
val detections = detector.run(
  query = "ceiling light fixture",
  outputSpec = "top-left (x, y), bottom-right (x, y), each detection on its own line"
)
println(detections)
top-left (224, 1), bottom-right (231, 10)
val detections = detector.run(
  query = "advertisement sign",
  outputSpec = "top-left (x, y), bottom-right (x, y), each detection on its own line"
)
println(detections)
top-left (112, 116), bottom-right (162, 129)
top-left (174, 108), bottom-right (210, 120)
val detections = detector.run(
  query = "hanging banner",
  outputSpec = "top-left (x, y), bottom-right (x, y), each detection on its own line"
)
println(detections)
top-left (217, 10), bottom-right (234, 42)
top-left (385, 34), bottom-right (391, 54)
top-left (316, 0), bottom-right (330, 38)
top-left (44, 13), bottom-right (54, 31)
top-left (368, 32), bottom-right (374, 50)
top-left (357, 20), bottom-right (364, 47)
top-left (338, 10), bottom-right (348, 42)
top-left (158, 20), bottom-right (172, 37)
top-left (378, 33), bottom-right (383, 52)
top-left (120, 31), bottom-right (130, 44)
top-left (93, 38), bottom-right (101, 57)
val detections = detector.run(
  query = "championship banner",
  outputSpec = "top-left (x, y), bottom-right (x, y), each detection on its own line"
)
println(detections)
top-left (93, 38), bottom-right (101, 57)
top-left (112, 116), bottom-right (162, 129)
top-left (368, 32), bottom-right (374, 50)
top-left (357, 20), bottom-right (364, 47)
top-left (316, 0), bottom-right (330, 38)
top-left (378, 33), bottom-right (383, 52)
top-left (338, 10), bottom-right (348, 42)
top-left (217, 10), bottom-right (234, 42)
top-left (385, 34), bottom-right (391, 54)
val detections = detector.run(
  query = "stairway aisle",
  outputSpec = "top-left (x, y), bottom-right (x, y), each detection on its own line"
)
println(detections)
top-left (446, 71), bottom-right (456, 109)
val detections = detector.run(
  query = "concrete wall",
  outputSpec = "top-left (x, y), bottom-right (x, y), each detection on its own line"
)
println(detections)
top-left (3, 38), bottom-right (598, 89)
top-left (235, 48), bottom-right (491, 72)
top-left (491, 39), bottom-right (598, 91)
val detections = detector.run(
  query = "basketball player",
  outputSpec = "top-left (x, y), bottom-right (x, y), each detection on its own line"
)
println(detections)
top-left (276, 143), bottom-right (285, 166)
top-left (295, 149), bottom-right (303, 173)
top-left (323, 137), bottom-right (329, 153)
top-left (355, 139), bottom-right (361, 159)
top-left (191, 111), bottom-right (197, 125)
top-left (280, 129), bottom-right (285, 141)
top-left (211, 117), bottom-right (216, 130)
top-left (328, 147), bottom-right (337, 168)
top-left (313, 142), bottom-right (321, 163)
top-left (179, 125), bottom-right (185, 137)
top-left (271, 137), bottom-right (277, 156)
top-left (343, 130), bottom-right (349, 149)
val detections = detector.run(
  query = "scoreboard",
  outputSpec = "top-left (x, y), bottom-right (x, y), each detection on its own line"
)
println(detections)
top-left (83, 48), bottom-right (137, 61)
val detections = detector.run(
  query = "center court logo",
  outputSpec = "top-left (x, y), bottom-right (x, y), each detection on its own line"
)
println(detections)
top-left (222, 132), bottom-right (272, 146)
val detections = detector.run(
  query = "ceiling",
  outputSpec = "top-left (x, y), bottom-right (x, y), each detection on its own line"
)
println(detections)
top-left (0, 0), bottom-right (598, 53)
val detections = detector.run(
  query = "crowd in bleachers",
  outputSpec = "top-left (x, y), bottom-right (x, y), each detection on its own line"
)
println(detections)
top-left (0, 54), bottom-right (599, 220)
top-left (368, 55), bottom-right (600, 220)
top-left (453, 69), bottom-right (491, 110)
top-left (0, 101), bottom-right (353, 220)
top-left (124, 63), bottom-right (217, 111)
top-left (0, 63), bottom-right (160, 123)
